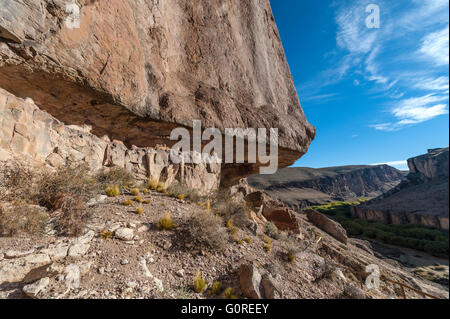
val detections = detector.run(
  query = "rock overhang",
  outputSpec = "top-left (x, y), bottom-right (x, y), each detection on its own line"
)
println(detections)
top-left (0, 0), bottom-right (315, 185)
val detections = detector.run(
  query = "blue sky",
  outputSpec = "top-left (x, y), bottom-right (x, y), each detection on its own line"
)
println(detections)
top-left (270, 0), bottom-right (449, 170)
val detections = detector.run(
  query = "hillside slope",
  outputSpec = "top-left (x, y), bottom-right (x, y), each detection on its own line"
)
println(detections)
top-left (248, 165), bottom-right (406, 210)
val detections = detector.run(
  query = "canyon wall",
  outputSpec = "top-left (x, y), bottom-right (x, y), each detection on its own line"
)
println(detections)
top-left (0, 0), bottom-right (315, 186)
top-left (248, 165), bottom-right (406, 210)
top-left (351, 148), bottom-right (449, 230)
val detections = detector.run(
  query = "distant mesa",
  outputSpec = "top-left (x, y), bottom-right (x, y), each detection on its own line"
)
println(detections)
top-left (247, 164), bottom-right (407, 210)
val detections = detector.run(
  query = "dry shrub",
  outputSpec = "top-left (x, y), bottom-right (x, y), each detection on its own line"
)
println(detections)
top-left (0, 162), bottom-right (94, 236)
top-left (52, 195), bottom-right (90, 236)
top-left (34, 163), bottom-right (97, 211)
top-left (94, 166), bottom-right (135, 188)
top-left (0, 202), bottom-right (49, 236)
top-left (189, 210), bottom-right (228, 249)
top-left (264, 222), bottom-right (280, 239)
top-left (284, 243), bottom-right (299, 263)
top-left (213, 191), bottom-right (248, 227)
top-left (0, 162), bottom-right (37, 201)
top-left (167, 183), bottom-right (200, 202)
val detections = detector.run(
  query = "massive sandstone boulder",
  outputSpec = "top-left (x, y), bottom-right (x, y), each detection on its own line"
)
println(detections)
top-left (0, 0), bottom-right (315, 186)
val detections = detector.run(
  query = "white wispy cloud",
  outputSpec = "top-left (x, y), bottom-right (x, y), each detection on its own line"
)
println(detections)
top-left (336, 3), bottom-right (378, 55)
top-left (371, 94), bottom-right (449, 131)
top-left (371, 160), bottom-right (408, 170)
top-left (419, 25), bottom-right (449, 66)
top-left (301, 92), bottom-right (339, 102)
top-left (372, 160), bottom-right (407, 166)
top-left (413, 76), bottom-right (449, 91)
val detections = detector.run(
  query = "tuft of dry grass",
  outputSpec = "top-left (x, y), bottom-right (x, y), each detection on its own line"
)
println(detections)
top-left (136, 206), bottom-right (144, 215)
top-left (0, 162), bottom-right (36, 202)
top-left (211, 281), bottom-right (222, 295)
top-left (1, 163), bottom-right (96, 237)
top-left (147, 178), bottom-right (158, 190)
top-left (105, 185), bottom-right (120, 197)
top-left (134, 196), bottom-right (143, 203)
top-left (123, 200), bottom-right (133, 206)
top-left (157, 211), bottom-right (177, 231)
top-left (189, 210), bottom-right (228, 249)
top-left (193, 270), bottom-right (206, 293)
top-left (100, 230), bottom-right (114, 240)
top-left (223, 287), bottom-right (237, 299)
top-left (130, 188), bottom-right (140, 196)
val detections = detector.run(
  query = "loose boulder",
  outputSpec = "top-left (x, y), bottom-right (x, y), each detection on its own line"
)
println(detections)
top-left (262, 207), bottom-right (300, 232)
top-left (307, 209), bottom-right (348, 244)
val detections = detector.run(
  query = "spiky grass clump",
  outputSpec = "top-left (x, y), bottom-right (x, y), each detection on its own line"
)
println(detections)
top-left (100, 230), bottom-right (114, 240)
top-left (123, 200), bottom-right (133, 206)
top-left (147, 178), bottom-right (158, 190)
top-left (244, 236), bottom-right (252, 244)
top-left (211, 281), bottom-right (222, 295)
top-left (136, 206), bottom-right (144, 215)
top-left (223, 287), bottom-right (237, 299)
top-left (226, 219), bottom-right (238, 235)
top-left (143, 199), bottom-right (151, 204)
top-left (157, 212), bottom-right (177, 231)
top-left (130, 188), bottom-right (140, 196)
top-left (177, 194), bottom-right (185, 201)
top-left (156, 182), bottom-right (167, 193)
top-left (263, 235), bottom-right (272, 252)
top-left (193, 270), bottom-right (206, 293)
top-left (105, 185), bottom-right (120, 197)
top-left (134, 196), bottom-right (143, 203)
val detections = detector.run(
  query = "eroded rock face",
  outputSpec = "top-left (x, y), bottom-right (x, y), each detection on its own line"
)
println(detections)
top-left (0, 88), bottom-right (220, 194)
top-left (0, 0), bottom-right (315, 184)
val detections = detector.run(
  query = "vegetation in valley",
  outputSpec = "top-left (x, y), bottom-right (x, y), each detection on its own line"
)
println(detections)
top-left (311, 201), bottom-right (449, 258)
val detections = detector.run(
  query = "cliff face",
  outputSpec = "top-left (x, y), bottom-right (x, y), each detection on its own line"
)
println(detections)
top-left (0, 0), bottom-right (315, 185)
top-left (247, 165), bottom-right (406, 210)
top-left (0, 88), bottom-right (220, 194)
top-left (351, 148), bottom-right (449, 230)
